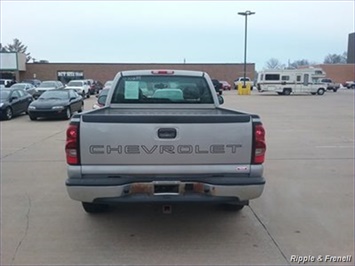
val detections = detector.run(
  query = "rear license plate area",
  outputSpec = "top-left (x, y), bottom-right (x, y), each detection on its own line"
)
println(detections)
top-left (154, 184), bottom-right (179, 194)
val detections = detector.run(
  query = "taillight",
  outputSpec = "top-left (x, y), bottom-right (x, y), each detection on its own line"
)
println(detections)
top-left (253, 124), bottom-right (266, 164)
top-left (66, 124), bottom-right (79, 165)
top-left (151, 70), bottom-right (174, 74)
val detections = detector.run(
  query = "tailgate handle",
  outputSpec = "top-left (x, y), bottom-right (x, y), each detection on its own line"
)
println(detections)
top-left (158, 128), bottom-right (177, 139)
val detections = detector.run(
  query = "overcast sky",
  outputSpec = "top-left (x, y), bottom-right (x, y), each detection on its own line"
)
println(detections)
top-left (1, 1), bottom-right (354, 70)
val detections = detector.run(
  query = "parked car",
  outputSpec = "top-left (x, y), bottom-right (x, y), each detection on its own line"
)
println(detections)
top-left (65, 80), bottom-right (90, 98)
top-left (22, 79), bottom-right (41, 87)
top-left (211, 79), bottom-right (223, 95)
top-left (103, 80), bottom-right (113, 90)
top-left (86, 80), bottom-right (103, 95)
top-left (343, 81), bottom-right (355, 89)
top-left (83, 79), bottom-right (95, 95)
top-left (33, 80), bottom-right (65, 99)
top-left (220, 81), bottom-right (232, 90)
top-left (317, 78), bottom-right (340, 92)
top-left (92, 88), bottom-right (109, 109)
top-left (10, 83), bottom-right (37, 96)
top-left (234, 77), bottom-right (254, 90)
top-left (0, 79), bottom-right (13, 89)
top-left (93, 80), bottom-right (104, 93)
top-left (28, 89), bottom-right (84, 120)
top-left (0, 88), bottom-right (33, 120)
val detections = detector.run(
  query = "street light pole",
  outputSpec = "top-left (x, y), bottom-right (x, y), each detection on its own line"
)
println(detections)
top-left (238, 10), bottom-right (255, 87)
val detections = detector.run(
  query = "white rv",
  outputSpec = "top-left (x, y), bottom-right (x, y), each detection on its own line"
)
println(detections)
top-left (256, 68), bottom-right (328, 95)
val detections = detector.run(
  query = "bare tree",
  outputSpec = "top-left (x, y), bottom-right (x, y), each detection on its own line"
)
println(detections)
top-left (289, 59), bottom-right (310, 68)
top-left (265, 58), bottom-right (285, 69)
top-left (323, 52), bottom-right (347, 64)
top-left (5, 38), bottom-right (32, 62)
top-left (0, 43), bottom-right (7, 52)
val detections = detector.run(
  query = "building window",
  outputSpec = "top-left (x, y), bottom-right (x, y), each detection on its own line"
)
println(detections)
top-left (57, 71), bottom-right (84, 84)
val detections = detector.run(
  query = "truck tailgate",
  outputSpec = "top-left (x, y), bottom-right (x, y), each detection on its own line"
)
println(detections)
top-left (79, 108), bottom-right (253, 166)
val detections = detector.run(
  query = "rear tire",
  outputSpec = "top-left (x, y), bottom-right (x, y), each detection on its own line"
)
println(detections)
top-left (64, 107), bottom-right (72, 120)
top-left (29, 115), bottom-right (37, 121)
top-left (5, 107), bottom-right (13, 120)
top-left (221, 200), bottom-right (248, 211)
top-left (78, 103), bottom-right (84, 113)
top-left (311, 92), bottom-right (316, 95)
top-left (283, 88), bottom-right (291, 95)
top-left (82, 202), bottom-right (109, 213)
top-left (317, 88), bottom-right (325, 95)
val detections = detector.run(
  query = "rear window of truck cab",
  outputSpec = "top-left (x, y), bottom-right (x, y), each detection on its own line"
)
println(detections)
top-left (110, 75), bottom-right (214, 104)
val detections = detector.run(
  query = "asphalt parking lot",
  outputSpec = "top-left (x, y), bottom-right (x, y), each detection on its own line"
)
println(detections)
top-left (1, 89), bottom-right (354, 265)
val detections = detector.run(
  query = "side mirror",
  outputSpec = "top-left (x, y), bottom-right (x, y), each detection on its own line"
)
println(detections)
top-left (98, 95), bottom-right (107, 105)
top-left (218, 95), bottom-right (224, 105)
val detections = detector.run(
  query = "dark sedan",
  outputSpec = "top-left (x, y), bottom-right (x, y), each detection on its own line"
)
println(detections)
top-left (28, 89), bottom-right (84, 120)
top-left (0, 88), bottom-right (33, 120)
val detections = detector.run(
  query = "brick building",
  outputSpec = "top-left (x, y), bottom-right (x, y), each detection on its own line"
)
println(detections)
top-left (2, 54), bottom-right (353, 85)
top-left (313, 64), bottom-right (355, 83)
top-left (20, 63), bottom-right (256, 85)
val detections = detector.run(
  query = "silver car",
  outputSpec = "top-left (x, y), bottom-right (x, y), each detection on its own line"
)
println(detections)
top-left (33, 81), bottom-right (65, 99)
top-left (10, 83), bottom-right (37, 96)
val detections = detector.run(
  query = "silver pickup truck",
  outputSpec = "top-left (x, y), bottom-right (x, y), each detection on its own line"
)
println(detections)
top-left (65, 70), bottom-right (266, 213)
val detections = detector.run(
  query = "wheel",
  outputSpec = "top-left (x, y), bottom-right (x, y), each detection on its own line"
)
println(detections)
top-left (86, 92), bottom-right (90, 98)
top-left (220, 201), bottom-right (247, 211)
top-left (277, 92), bottom-right (283, 95)
top-left (283, 88), bottom-right (291, 95)
top-left (311, 92), bottom-right (316, 95)
top-left (4, 107), bottom-right (13, 120)
top-left (64, 107), bottom-right (72, 120)
top-left (333, 88), bottom-right (337, 92)
top-left (29, 115), bottom-right (37, 121)
top-left (82, 202), bottom-right (109, 213)
top-left (78, 103), bottom-right (84, 113)
top-left (317, 88), bottom-right (325, 95)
